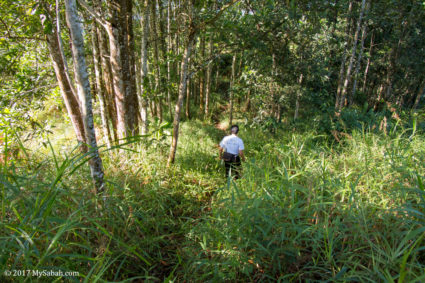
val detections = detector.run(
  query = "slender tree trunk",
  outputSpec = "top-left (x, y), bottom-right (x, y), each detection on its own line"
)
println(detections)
top-left (271, 53), bottom-right (277, 118)
top-left (362, 31), bottom-right (374, 95)
top-left (294, 73), bottom-right (303, 120)
top-left (151, 1), bottom-right (162, 122)
top-left (167, 0), bottom-right (173, 120)
top-left (175, 15), bottom-right (180, 87)
top-left (205, 32), bottom-right (213, 118)
top-left (157, 0), bottom-right (169, 123)
top-left (374, 84), bottom-right (385, 110)
top-left (92, 24), bottom-right (112, 148)
top-left (106, 22), bottom-right (127, 139)
top-left (90, 0), bottom-right (119, 143)
top-left (350, 0), bottom-right (369, 105)
top-left (157, 98), bottom-right (163, 122)
top-left (43, 13), bottom-right (87, 151)
top-left (185, 55), bottom-right (191, 119)
top-left (229, 54), bottom-right (236, 125)
top-left (140, 0), bottom-right (150, 135)
top-left (148, 61), bottom-right (157, 119)
top-left (339, 0), bottom-right (366, 110)
top-left (167, 29), bottom-right (196, 166)
top-left (336, 0), bottom-right (354, 110)
top-left (236, 51), bottom-right (244, 106)
top-left (65, 0), bottom-right (105, 193)
top-left (199, 32), bottom-right (205, 113)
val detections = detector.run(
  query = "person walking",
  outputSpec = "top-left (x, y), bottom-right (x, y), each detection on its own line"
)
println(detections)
top-left (219, 125), bottom-right (245, 179)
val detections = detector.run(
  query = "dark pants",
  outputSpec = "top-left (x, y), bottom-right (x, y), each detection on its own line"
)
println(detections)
top-left (224, 156), bottom-right (241, 179)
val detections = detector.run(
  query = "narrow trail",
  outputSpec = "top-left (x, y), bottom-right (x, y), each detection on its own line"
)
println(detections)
top-left (214, 121), bottom-right (228, 132)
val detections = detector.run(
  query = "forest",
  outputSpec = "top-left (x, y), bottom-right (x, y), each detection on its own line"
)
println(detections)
top-left (1, 0), bottom-right (425, 281)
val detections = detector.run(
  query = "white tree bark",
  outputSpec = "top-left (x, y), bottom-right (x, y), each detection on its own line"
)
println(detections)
top-left (140, 0), bottom-right (150, 135)
top-left (65, 0), bottom-right (105, 193)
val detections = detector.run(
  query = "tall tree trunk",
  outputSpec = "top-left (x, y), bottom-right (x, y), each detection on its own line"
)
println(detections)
top-left (98, 0), bottom-right (137, 140)
top-left (185, 55), bottom-right (191, 119)
top-left (84, 0), bottom-right (138, 139)
top-left (167, 0), bottom-right (173, 120)
top-left (106, 23), bottom-right (127, 139)
top-left (148, 61), bottom-right (157, 119)
top-left (97, 28), bottom-right (118, 142)
top-left (125, 0), bottom-right (139, 134)
top-left (294, 73), bottom-right (303, 120)
top-left (215, 67), bottom-right (219, 92)
top-left (157, 98), bottom-right (163, 122)
top-left (374, 84), bottom-right (385, 110)
top-left (42, 10), bottom-right (87, 151)
top-left (205, 32), bottom-right (213, 118)
top-left (175, 8), bottom-right (180, 88)
top-left (92, 24), bottom-right (112, 148)
top-left (90, 0), bottom-right (118, 143)
top-left (361, 31), bottom-right (374, 95)
top-left (199, 32), bottom-right (205, 113)
top-left (157, 0), bottom-right (168, 123)
top-left (65, 0), bottom-right (105, 193)
top-left (139, 0), bottom-right (150, 135)
top-left (151, 1), bottom-right (162, 122)
top-left (167, 29), bottom-right (196, 166)
top-left (350, 0), bottom-right (369, 105)
top-left (339, 0), bottom-right (366, 110)
top-left (336, 0), bottom-right (354, 110)
top-left (229, 54), bottom-right (236, 125)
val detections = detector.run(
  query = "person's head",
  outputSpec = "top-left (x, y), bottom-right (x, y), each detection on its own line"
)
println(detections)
top-left (230, 125), bottom-right (239, 135)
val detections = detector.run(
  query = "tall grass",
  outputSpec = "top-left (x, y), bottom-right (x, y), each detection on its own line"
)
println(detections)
top-left (0, 120), bottom-right (223, 281)
top-left (182, 124), bottom-right (425, 282)
top-left (1, 118), bottom-right (424, 281)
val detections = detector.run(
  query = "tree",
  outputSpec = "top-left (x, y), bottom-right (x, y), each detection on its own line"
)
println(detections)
top-left (39, 2), bottom-right (87, 151)
top-left (338, 0), bottom-right (367, 110)
top-left (65, 0), bottom-right (105, 193)
top-left (139, 0), bottom-right (150, 135)
top-left (167, 0), bottom-right (239, 166)
top-left (78, 0), bottom-right (138, 140)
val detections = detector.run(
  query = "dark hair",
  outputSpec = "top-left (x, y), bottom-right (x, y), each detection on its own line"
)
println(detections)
top-left (230, 125), bottom-right (239, 134)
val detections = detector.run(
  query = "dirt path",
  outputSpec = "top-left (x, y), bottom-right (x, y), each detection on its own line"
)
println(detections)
top-left (215, 121), bottom-right (228, 132)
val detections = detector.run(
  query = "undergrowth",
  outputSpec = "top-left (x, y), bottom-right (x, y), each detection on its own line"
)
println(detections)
top-left (1, 118), bottom-right (425, 282)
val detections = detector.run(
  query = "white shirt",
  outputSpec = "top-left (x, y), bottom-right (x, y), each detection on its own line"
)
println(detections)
top-left (220, 134), bottom-right (244, 156)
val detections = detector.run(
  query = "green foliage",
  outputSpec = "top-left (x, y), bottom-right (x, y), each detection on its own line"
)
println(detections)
top-left (0, 121), bottom-right (224, 281)
top-left (2, 117), bottom-right (425, 281)
top-left (182, 122), bottom-right (425, 282)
